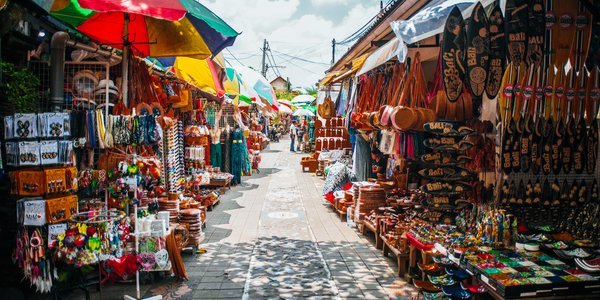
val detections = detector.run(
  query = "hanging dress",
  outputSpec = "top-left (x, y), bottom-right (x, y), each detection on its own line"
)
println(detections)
top-left (222, 130), bottom-right (231, 173)
top-left (230, 129), bottom-right (245, 184)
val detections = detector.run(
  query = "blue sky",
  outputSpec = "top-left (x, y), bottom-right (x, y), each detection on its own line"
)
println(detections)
top-left (205, 0), bottom-right (381, 88)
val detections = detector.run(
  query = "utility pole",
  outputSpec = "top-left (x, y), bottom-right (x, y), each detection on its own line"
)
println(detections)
top-left (261, 39), bottom-right (268, 77)
top-left (331, 38), bottom-right (336, 65)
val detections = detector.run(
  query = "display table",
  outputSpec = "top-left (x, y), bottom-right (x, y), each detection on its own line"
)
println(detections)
top-left (361, 216), bottom-right (383, 250)
top-left (381, 236), bottom-right (409, 276)
top-left (462, 249), bottom-right (600, 299)
top-left (333, 197), bottom-right (347, 222)
top-left (405, 232), bottom-right (435, 280)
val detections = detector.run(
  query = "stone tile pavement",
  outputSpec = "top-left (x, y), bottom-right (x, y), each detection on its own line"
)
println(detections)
top-left (62, 138), bottom-right (417, 299)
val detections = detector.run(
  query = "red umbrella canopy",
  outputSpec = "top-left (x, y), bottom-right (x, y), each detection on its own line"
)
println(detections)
top-left (78, 0), bottom-right (188, 20)
top-left (50, 0), bottom-right (239, 58)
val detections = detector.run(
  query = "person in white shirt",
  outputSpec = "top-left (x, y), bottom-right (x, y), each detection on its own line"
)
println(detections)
top-left (289, 121), bottom-right (297, 152)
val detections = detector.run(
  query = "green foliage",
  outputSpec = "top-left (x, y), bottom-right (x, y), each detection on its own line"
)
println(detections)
top-left (0, 61), bottom-right (40, 114)
top-left (276, 91), bottom-right (294, 100)
top-left (305, 86), bottom-right (317, 96)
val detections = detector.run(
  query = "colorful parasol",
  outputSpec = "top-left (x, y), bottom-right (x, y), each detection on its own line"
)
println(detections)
top-left (277, 99), bottom-right (293, 109)
top-left (49, 0), bottom-right (239, 58)
top-left (222, 67), bottom-right (244, 104)
top-left (234, 65), bottom-right (279, 110)
top-left (293, 108), bottom-right (315, 117)
top-left (171, 57), bottom-right (225, 97)
top-left (278, 104), bottom-right (293, 114)
top-left (47, 0), bottom-right (238, 107)
top-left (291, 94), bottom-right (315, 105)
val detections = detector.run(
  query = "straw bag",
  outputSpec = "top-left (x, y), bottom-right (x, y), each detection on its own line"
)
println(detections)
top-left (392, 55), bottom-right (433, 131)
top-left (411, 52), bottom-right (436, 130)
top-left (318, 93), bottom-right (336, 119)
top-left (390, 57), bottom-right (414, 130)
top-left (173, 85), bottom-right (190, 109)
top-left (380, 64), bottom-right (405, 128)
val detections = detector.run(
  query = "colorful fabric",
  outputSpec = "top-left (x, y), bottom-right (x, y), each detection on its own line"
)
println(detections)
top-left (230, 129), bottom-right (244, 185)
top-left (322, 162), bottom-right (355, 195)
top-left (222, 130), bottom-right (231, 173)
top-left (210, 143), bottom-right (222, 170)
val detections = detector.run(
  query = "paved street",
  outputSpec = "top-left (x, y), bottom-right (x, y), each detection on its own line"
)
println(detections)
top-left (79, 137), bottom-right (416, 299)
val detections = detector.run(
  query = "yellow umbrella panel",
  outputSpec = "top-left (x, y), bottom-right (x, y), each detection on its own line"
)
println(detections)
top-left (172, 56), bottom-right (224, 96)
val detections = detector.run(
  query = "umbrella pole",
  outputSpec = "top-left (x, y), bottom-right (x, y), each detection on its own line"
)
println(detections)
top-left (122, 13), bottom-right (130, 107)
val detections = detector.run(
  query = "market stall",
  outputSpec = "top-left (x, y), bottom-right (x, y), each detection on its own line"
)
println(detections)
top-left (0, 0), bottom-right (265, 297)
top-left (316, 0), bottom-right (600, 299)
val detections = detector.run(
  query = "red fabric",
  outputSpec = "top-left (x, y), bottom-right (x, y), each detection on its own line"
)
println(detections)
top-left (77, 12), bottom-right (151, 56)
top-left (78, 0), bottom-right (187, 21)
top-left (325, 192), bottom-right (334, 204)
top-left (101, 254), bottom-right (140, 284)
top-left (405, 232), bottom-right (434, 251)
top-left (205, 138), bottom-right (211, 166)
top-left (343, 182), bottom-right (352, 191)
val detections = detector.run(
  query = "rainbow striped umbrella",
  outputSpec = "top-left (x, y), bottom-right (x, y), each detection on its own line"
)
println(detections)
top-left (48, 0), bottom-right (239, 59)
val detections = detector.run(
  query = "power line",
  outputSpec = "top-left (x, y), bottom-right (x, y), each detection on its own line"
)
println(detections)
top-left (268, 49), bottom-right (282, 77)
top-left (233, 52), bottom-right (262, 60)
top-left (265, 49), bottom-right (281, 77)
top-left (226, 48), bottom-right (245, 65)
top-left (285, 59), bottom-right (324, 76)
top-left (335, 0), bottom-right (396, 45)
top-left (272, 50), bottom-right (329, 66)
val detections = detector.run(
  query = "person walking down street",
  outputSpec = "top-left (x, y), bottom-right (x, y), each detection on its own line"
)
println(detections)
top-left (297, 123), bottom-right (304, 152)
top-left (289, 121), bottom-right (297, 152)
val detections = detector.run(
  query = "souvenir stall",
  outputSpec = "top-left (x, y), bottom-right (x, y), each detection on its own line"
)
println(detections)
top-left (318, 0), bottom-right (600, 299)
top-left (4, 39), bottom-right (243, 297)
top-left (300, 92), bottom-right (353, 176)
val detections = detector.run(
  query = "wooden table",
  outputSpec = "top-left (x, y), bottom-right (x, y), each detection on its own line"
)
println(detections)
top-left (381, 236), bottom-right (409, 277)
top-left (361, 217), bottom-right (383, 250)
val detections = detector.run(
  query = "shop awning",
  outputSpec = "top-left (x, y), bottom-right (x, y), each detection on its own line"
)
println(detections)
top-left (332, 69), bottom-right (355, 84)
top-left (390, 0), bottom-right (495, 45)
top-left (329, 52), bottom-right (371, 83)
top-left (356, 37), bottom-right (408, 76)
top-left (320, 71), bottom-right (342, 86)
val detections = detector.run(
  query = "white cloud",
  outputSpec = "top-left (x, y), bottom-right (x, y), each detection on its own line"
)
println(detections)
top-left (205, 0), bottom-right (379, 87)
top-left (310, 0), bottom-right (346, 6)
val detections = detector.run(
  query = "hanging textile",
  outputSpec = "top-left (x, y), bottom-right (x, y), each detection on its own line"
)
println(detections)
top-left (242, 134), bottom-right (250, 175)
top-left (230, 128), bottom-right (245, 184)
top-left (336, 80), bottom-right (351, 116)
top-left (353, 133), bottom-right (372, 181)
top-left (222, 129), bottom-right (231, 173)
top-left (323, 162), bottom-right (355, 195)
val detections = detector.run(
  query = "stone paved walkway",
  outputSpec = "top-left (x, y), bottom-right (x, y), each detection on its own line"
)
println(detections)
top-left (67, 137), bottom-right (416, 299)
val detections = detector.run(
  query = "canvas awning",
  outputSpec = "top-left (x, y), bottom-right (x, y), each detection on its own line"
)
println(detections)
top-left (356, 37), bottom-right (408, 76)
top-left (390, 0), bottom-right (496, 45)
top-left (330, 52), bottom-right (371, 83)
top-left (320, 71), bottom-right (342, 86)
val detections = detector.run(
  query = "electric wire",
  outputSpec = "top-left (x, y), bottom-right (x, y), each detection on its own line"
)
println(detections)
top-left (272, 50), bottom-right (329, 66)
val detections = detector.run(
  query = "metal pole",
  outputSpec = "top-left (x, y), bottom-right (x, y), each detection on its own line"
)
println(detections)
top-left (331, 39), bottom-right (336, 66)
top-left (261, 39), bottom-right (267, 77)
top-left (122, 13), bottom-right (130, 107)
